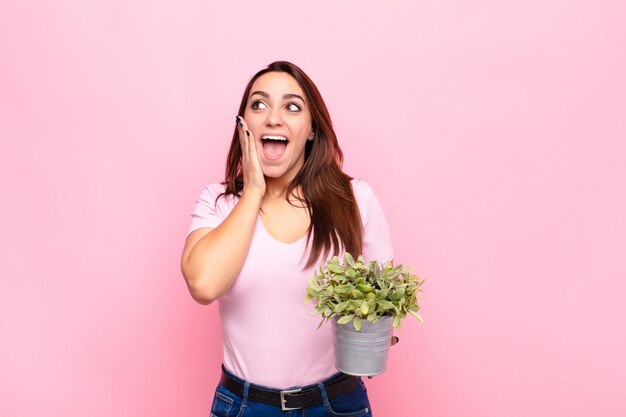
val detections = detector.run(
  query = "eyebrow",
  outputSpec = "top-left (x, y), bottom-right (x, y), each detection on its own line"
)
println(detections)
top-left (249, 90), bottom-right (306, 103)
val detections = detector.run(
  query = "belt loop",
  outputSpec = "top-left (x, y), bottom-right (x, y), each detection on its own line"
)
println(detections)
top-left (241, 381), bottom-right (250, 406)
top-left (316, 382), bottom-right (331, 408)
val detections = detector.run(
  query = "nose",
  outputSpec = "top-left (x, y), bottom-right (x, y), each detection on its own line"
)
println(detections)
top-left (265, 107), bottom-right (283, 126)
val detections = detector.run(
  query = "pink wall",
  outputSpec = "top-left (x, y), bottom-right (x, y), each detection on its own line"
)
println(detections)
top-left (2, 1), bottom-right (625, 416)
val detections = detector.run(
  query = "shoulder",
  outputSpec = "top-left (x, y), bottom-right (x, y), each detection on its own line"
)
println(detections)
top-left (350, 178), bottom-right (389, 225)
top-left (199, 182), bottom-right (228, 197)
top-left (194, 183), bottom-right (236, 210)
top-left (350, 178), bottom-right (380, 219)
top-left (350, 178), bottom-right (377, 202)
top-left (350, 178), bottom-right (393, 261)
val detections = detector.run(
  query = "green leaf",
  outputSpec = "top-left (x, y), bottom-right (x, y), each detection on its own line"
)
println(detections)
top-left (407, 304), bottom-right (420, 312)
top-left (337, 314), bottom-right (354, 324)
top-left (328, 263), bottom-right (344, 274)
top-left (351, 289), bottom-right (364, 299)
top-left (360, 301), bottom-right (369, 315)
top-left (344, 252), bottom-right (356, 267)
top-left (409, 310), bottom-right (424, 323)
top-left (334, 284), bottom-right (352, 294)
top-left (306, 287), bottom-right (319, 297)
top-left (353, 316), bottom-right (362, 331)
top-left (356, 284), bottom-right (373, 294)
top-left (393, 315), bottom-right (402, 329)
top-left (333, 274), bottom-right (346, 283)
top-left (334, 301), bottom-right (350, 313)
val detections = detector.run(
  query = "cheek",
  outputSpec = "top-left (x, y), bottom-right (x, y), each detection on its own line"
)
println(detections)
top-left (295, 118), bottom-right (313, 135)
top-left (243, 111), bottom-right (263, 129)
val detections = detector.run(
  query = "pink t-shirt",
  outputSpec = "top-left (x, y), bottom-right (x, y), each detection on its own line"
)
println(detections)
top-left (187, 179), bottom-right (393, 388)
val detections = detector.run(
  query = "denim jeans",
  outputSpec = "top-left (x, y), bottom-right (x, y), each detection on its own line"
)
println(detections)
top-left (210, 366), bottom-right (373, 417)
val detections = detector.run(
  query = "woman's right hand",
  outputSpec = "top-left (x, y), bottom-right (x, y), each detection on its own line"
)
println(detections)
top-left (181, 118), bottom-right (266, 304)
top-left (236, 116), bottom-right (266, 199)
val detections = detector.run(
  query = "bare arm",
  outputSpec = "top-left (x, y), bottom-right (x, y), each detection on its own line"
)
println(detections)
top-left (181, 193), bottom-right (261, 304)
top-left (180, 116), bottom-right (265, 304)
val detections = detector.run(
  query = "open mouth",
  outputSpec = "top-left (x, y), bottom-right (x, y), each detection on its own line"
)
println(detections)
top-left (261, 135), bottom-right (289, 160)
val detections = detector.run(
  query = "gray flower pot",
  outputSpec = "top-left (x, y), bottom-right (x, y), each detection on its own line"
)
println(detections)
top-left (332, 315), bottom-right (394, 376)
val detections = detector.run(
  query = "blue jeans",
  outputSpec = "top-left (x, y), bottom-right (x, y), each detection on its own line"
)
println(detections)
top-left (211, 366), bottom-right (373, 417)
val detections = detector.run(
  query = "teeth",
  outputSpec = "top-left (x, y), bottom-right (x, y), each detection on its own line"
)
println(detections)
top-left (262, 135), bottom-right (288, 141)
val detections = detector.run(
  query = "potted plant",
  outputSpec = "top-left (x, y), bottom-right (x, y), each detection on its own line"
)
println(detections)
top-left (305, 253), bottom-right (424, 376)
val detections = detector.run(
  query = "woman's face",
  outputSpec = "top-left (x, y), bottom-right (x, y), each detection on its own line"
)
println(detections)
top-left (243, 71), bottom-right (314, 182)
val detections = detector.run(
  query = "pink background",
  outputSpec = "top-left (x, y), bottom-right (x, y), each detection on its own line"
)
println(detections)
top-left (2, 1), bottom-right (625, 416)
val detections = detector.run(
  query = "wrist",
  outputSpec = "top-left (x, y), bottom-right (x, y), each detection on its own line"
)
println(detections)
top-left (240, 188), bottom-right (264, 206)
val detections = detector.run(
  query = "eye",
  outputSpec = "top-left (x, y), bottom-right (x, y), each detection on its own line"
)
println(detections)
top-left (251, 100), bottom-right (267, 110)
top-left (286, 102), bottom-right (301, 112)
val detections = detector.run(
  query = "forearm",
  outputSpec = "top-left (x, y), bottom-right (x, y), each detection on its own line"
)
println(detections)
top-left (182, 192), bottom-right (262, 304)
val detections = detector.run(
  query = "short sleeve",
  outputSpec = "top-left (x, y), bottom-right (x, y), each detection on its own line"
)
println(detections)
top-left (352, 179), bottom-right (394, 263)
top-left (187, 183), bottom-right (231, 235)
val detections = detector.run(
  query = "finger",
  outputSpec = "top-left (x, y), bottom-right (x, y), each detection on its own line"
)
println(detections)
top-left (236, 116), bottom-right (251, 157)
top-left (246, 128), bottom-right (253, 158)
top-left (391, 336), bottom-right (399, 346)
top-left (238, 117), bottom-right (258, 162)
top-left (245, 129), bottom-right (254, 160)
top-left (236, 116), bottom-right (247, 159)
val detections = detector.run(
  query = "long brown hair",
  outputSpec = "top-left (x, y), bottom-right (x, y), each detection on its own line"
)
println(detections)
top-left (222, 61), bottom-right (363, 268)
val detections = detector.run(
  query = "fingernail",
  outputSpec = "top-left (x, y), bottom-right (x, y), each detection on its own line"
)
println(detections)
top-left (236, 116), bottom-right (243, 127)
top-left (246, 130), bottom-right (250, 137)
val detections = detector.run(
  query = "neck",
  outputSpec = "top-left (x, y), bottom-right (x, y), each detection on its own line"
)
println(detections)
top-left (264, 175), bottom-right (292, 199)
top-left (264, 177), bottom-right (306, 204)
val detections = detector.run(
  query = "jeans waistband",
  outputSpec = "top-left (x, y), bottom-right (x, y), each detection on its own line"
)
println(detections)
top-left (219, 364), bottom-right (359, 411)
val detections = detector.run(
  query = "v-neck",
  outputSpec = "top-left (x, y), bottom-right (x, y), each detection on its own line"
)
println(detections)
top-left (258, 215), bottom-right (308, 245)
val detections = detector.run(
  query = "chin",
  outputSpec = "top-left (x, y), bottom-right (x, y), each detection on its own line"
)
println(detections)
top-left (261, 167), bottom-right (286, 179)
top-left (260, 159), bottom-right (303, 182)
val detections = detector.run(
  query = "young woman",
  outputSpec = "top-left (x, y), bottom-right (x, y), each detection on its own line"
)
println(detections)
top-left (181, 61), bottom-right (393, 416)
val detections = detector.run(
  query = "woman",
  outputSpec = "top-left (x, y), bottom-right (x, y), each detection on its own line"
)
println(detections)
top-left (181, 61), bottom-right (393, 416)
